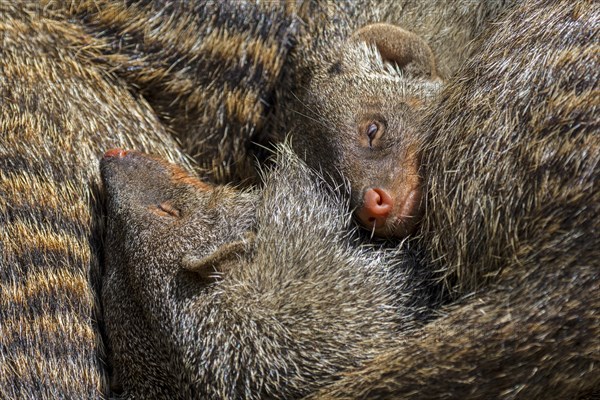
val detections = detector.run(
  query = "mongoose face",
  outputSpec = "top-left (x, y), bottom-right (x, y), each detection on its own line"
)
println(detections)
top-left (100, 146), bottom-right (432, 398)
top-left (100, 149), bottom-right (255, 284)
top-left (100, 149), bottom-right (256, 397)
top-left (292, 24), bottom-right (443, 238)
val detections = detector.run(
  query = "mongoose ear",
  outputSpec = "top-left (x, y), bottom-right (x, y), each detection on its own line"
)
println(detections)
top-left (181, 233), bottom-right (255, 282)
top-left (353, 23), bottom-right (438, 79)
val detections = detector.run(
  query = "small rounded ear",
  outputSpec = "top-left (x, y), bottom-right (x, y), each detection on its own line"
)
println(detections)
top-left (353, 23), bottom-right (438, 79)
top-left (181, 232), bottom-right (255, 282)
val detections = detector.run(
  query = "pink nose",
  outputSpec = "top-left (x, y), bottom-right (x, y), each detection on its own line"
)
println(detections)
top-left (356, 188), bottom-right (394, 230)
top-left (103, 148), bottom-right (129, 159)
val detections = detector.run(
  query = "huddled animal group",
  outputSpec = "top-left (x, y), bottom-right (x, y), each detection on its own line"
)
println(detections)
top-left (0, 0), bottom-right (597, 399)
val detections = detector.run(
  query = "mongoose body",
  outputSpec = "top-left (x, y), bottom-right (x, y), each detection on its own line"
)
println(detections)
top-left (0, 3), bottom-right (192, 398)
top-left (309, 0), bottom-right (600, 398)
top-left (100, 146), bottom-right (434, 399)
top-left (1, 0), bottom-right (536, 397)
top-left (277, 0), bottom-right (516, 237)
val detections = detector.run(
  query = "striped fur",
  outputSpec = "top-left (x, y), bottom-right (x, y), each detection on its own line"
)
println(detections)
top-left (44, 0), bottom-right (299, 185)
top-left (0, 3), bottom-right (192, 398)
top-left (0, 0), bottom-right (553, 398)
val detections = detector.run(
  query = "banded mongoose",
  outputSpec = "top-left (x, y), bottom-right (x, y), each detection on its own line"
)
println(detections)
top-left (282, 20), bottom-right (442, 237)
top-left (267, 0), bottom-right (516, 237)
top-left (308, 0), bottom-right (600, 398)
top-left (0, 0), bottom-right (527, 397)
top-left (100, 146), bottom-right (435, 399)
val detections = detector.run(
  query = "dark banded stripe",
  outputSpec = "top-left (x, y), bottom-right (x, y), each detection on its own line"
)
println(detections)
top-left (0, 204), bottom-right (89, 242)
top-left (74, 0), bottom-right (295, 99)
top-left (0, 311), bottom-right (97, 356)
top-left (0, 267), bottom-right (93, 320)
top-left (1, 220), bottom-right (91, 280)
top-left (0, 154), bottom-right (72, 185)
top-left (0, 169), bottom-right (89, 217)
top-left (0, 311), bottom-right (102, 398)
top-left (115, 0), bottom-right (295, 44)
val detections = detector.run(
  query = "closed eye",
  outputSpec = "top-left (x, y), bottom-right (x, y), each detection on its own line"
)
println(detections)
top-left (149, 201), bottom-right (181, 218)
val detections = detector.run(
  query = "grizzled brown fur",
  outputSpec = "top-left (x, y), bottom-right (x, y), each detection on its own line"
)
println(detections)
top-left (371, 0), bottom-right (517, 79)
top-left (37, 0), bottom-right (298, 185)
top-left (309, 0), bottom-right (600, 398)
top-left (0, 3), bottom-right (193, 398)
top-left (100, 146), bottom-right (434, 399)
top-left (3, 0), bottom-right (591, 398)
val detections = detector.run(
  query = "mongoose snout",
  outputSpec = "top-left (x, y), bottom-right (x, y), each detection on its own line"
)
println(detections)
top-left (356, 182), bottom-right (422, 237)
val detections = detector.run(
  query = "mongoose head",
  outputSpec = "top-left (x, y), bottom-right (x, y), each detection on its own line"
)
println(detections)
top-left (100, 149), bottom-right (256, 290)
top-left (292, 24), bottom-right (442, 238)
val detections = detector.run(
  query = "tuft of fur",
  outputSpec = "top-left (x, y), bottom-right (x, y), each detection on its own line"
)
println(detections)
top-left (100, 145), bottom-right (435, 399)
top-left (308, 0), bottom-right (600, 398)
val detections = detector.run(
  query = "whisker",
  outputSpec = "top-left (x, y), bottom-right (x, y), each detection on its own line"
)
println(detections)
top-left (370, 220), bottom-right (377, 240)
top-left (289, 90), bottom-right (322, 119)
top-left (289, 108), bottom-right (330, 130)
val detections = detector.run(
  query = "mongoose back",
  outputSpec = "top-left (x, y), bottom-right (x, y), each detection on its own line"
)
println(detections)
top-left (41, 0), bottom-right (298, 185)
top-left (0, 3), bottom-right (192, 398)
top-left (99, 146), bottom-right (434, 399)
top-left (309, 0), bottom-right (600, 398)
